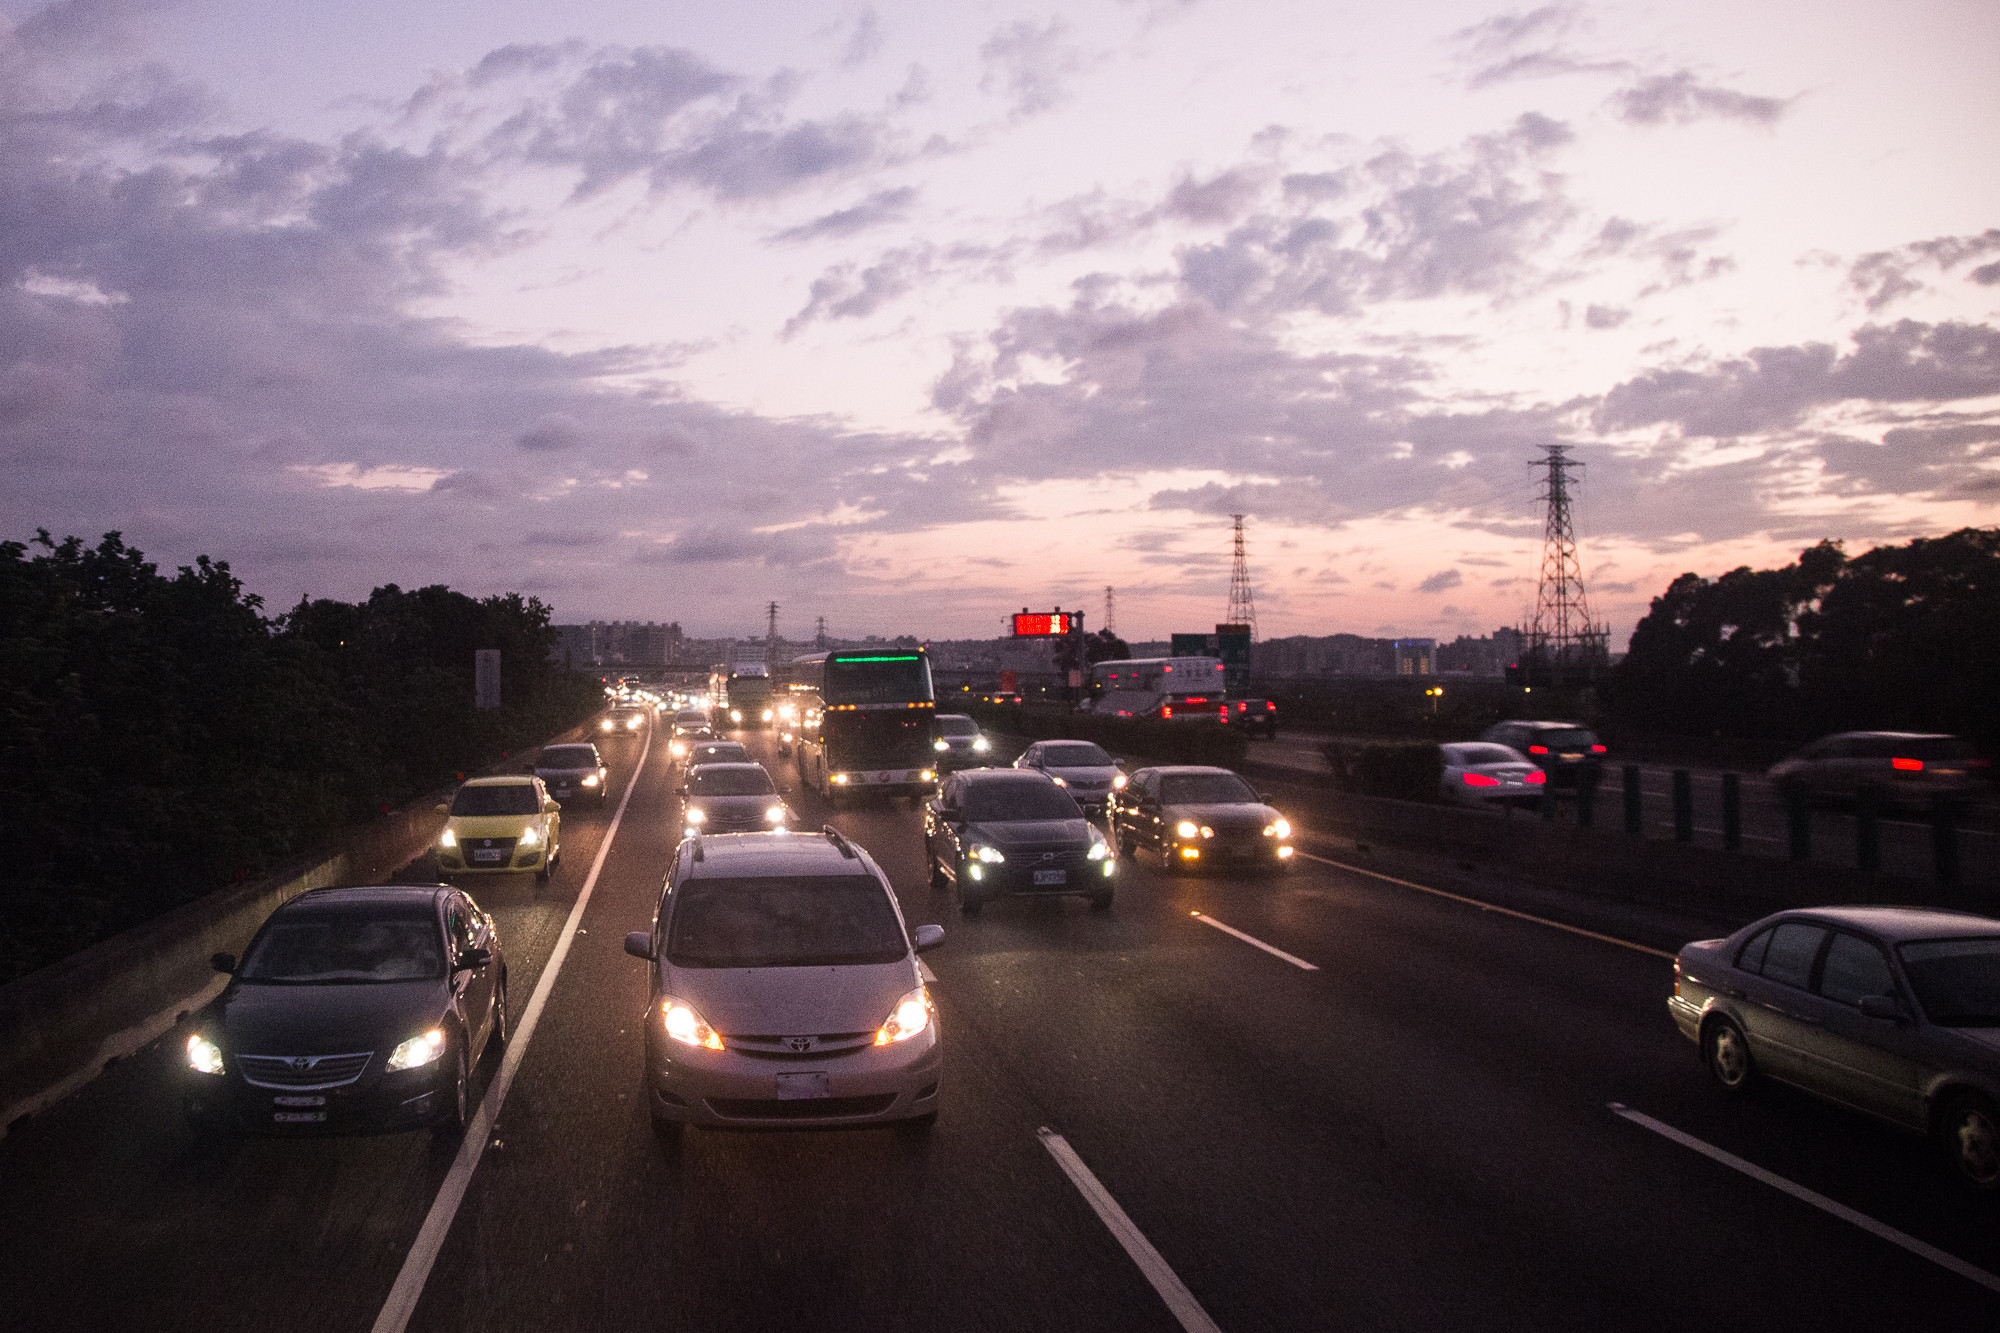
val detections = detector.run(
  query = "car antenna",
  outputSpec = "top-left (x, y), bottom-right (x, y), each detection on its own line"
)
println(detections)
top-left (822, 826), bottom-right (858, 858)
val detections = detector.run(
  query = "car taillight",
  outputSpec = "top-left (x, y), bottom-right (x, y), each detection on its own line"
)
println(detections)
top-left (1237, 702), bottom-right (1247, 711)
top-left (1526, 770), bottom-right (1547, 784)
top-left (1891, 757), bottom-right (1922, 772)
top-left (1463, 773), bottom-right (1501, 787)
top-left (1528, 745), bottom-right (1549, 755)
top-left (1590, 744), bottom-right (1607, 753)
top-left (1219, 705), bottom-right (1229, 721)
top-left (1265, 702), bottom-right (1275, 711)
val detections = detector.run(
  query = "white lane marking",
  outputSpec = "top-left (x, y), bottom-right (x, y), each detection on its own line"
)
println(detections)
top-left (1189, 912), bottom-right (1317, 971)
top-left (1608, 1103), bottom-right (2000, 1295)
top-left (1037, 1128), bottom-right (1225, 1333)
top-left (1294, 851), bottom-right (1675, 960)
top-left (371, 727), bottom-right (655, 1333)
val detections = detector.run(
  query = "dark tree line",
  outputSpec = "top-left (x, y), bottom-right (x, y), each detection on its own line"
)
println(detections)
top-left (1605, 527), bottom-right (2000, 752)
top-left (0, 532), bottom-right (603, 983)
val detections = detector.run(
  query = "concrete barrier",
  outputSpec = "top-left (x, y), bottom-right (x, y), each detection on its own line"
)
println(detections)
top-left (0, 726), bottom-right (593, 1138)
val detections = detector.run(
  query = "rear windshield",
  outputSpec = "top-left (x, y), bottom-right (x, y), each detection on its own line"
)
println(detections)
top-left (1042, 742), bottom-right (1112, 767)
top-left (240, 911), bottom-right (444, 983)
top-left (667, 876), bottom-right (906, 968)
top-left (675, 711), bottom-right (708, 726)
top-left (1857, 736), bottom-right (1977, 761)
top-left (1446, 744), bottom-right (1526, 766)
top-left (451, 784), bottom-right (540, 816)
top-left (539, 746), bottom-right (598, 768)
top-left (1160, 773), bottom-right (1258, 805)
top-left (1898, 938), bottom-right (2000, 1026)
top-left (959, 780), bottom-right (1082, 822)
top-left (1532, 729), bottom-right (1598, 749)
top-left (937, 716), bottom-right (979, 737)
top-left (690, 767), bottom-right (775, 796)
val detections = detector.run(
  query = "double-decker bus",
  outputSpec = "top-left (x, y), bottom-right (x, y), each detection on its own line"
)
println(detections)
top-left (789, 649), bottom-right (938, 801)
top-left (708, 661), bottom-right (775, 729)
top-left (1084, 656), bottom-right (1230, 721)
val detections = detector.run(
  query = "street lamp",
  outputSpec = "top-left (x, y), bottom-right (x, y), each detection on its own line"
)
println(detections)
top-left (1426, 685), bottom-right (1443, 718)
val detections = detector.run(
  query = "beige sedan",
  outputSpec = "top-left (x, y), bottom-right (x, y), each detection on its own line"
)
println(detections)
top-left (1669, 906), bottom-right (2000, 1190)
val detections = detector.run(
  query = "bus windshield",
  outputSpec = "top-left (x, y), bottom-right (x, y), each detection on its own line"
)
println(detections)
top-left (825, 654), bottom-right (933, 707)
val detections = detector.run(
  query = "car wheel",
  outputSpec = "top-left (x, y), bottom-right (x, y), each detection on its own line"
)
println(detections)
top-left (959, 883), bottom-right (984, 918)
top-left (650, 1102), bottom-right (685, 1144)
top-left (490, 977), bottom-right (509, 1048)
top-left (1939, 1092), bottom-right (2000, 1191)
top-left (435, 1039), bottom-right (470, 1136)
top-left (1703, 1016), bottom-right (1755, 1094)
top-left (928, 849), bottom-right (948, 892)
top-left (535, 860), bottom-right (551, 885)
top-left (1087, 886), bottom-right (1113, 912)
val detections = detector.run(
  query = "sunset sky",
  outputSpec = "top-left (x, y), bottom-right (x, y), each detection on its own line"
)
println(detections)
top-left (3, 0), bottom-right (1996, 643)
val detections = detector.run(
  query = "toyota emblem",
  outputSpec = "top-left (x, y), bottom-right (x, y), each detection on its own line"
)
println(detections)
top-left (787, 1037), bottom-right (814, 1052)
top-left (290, 1056), bottom-right (316, 1071)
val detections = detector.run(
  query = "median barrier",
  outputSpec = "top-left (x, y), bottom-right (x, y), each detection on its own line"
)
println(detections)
top-left (0, 728), bottom-right (590, 1139)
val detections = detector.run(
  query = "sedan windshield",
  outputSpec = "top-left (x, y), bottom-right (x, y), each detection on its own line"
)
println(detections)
top-left (538, 745), bottom-right (598, 768)
top-left (667, 876), bottom-right (906, 968)
top-left (937, 716), bottom-right (980, 737)
top-left (960, 781), bottom-right (1082, 822)
top-left (1897, 938), bottom-right (2000, 1026)
top-left (239, 911), bottom-right (445, 983)
top-left (1042, 742), bottom-right (1112, 767)
top-left (1161, 773), bottom-right (1258, 805)
top-left (690, 766), bottom-right (775, 796)
top-left (451, 784), bottom-right (540, 816)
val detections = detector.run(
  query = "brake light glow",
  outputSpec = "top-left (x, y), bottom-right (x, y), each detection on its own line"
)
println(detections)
top-left (1526, 770), bottom-right (1547, 784)
top-left (1528, 745), bottom-right (1549, 755)
top-left (1590, 744), bottom-right (1607, 753)
top-left (1266, 702), bottom-right (1275, 711)
top-left (1463, 773), bottom-right (1501, 787)
top-left (1161, 705), bottom-right (1173, 718)
top-left (1892, 757), bottom-right (1922, 771)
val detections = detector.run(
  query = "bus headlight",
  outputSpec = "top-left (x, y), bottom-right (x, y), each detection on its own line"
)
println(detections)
top-left (730, 709), bottom-right (742, 722)
top-left (765, 806), bottom-right (787, 823)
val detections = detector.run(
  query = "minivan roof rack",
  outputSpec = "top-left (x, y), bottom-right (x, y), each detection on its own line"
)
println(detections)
top-left (822, 826), bottom-right (858, 858)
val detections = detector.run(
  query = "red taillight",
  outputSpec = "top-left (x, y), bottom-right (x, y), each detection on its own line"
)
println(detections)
top-left (1892, 757), bottom-right (1922, 772)
top-left (1265, 702), bottom-right (1275, 711)
top-left (1237, 702), bottom-right (1247, 711)
top-left (1528, 745), bottom-right (1549, 755)
top-left (1526, 770), bottom-right (1547, 784)
top-left (1463, 773), bottom-right (1501, 787)
top-left (1219, 705), bottom-right (1229, 720)
top-left (1160, 705), bottom-right (1172, 718)
top-left (1186, 697), bottom-right (1207, 703)
top-left (1969, 759), bottom-right (1991, 769)
top-left (1591, 744), bottom-right (1607, 753)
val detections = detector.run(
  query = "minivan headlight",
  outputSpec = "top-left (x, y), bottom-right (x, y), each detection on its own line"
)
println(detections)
top-left (387, 1029), bottom-right (446, 1071)
top-left (874, 986), bottom-right (933, 1045)
top-left (186, 1034), bottom-right (225, 1075)
top-left (661, 998), bottom-right (724, 1050)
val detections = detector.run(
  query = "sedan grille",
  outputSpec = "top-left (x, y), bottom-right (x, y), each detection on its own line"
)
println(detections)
top-left (238, 1052), bottom-right (373, 1090)
top-left (726, 1032), bottom-right (876, 1059)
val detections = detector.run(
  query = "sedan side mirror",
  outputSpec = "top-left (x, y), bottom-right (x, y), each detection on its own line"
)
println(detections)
top-left (455, 946), bottom-right (493, 971)
top-left (624, 931), bottom-right (654, 959)
top-left (1857, 994), bottom-right (1910, 1022)
top-left (913, 923), bottom-right (945, 953)
top-left (211, 952), bottom-right (236, 975)
top-left (543, 799), bottom-right (561, 813)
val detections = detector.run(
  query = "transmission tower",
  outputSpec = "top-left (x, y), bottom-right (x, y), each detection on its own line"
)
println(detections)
top-left (814, 616), bottom-right (828, 650)
top-left (1103, 586), bottom-right (1116, 638)
top-left (1226, 515), bottom-right (1258, 640)
top-left (765, 601), bottom-right (779, 663)
top-left (1527, 445), bottom-right (1606, 680)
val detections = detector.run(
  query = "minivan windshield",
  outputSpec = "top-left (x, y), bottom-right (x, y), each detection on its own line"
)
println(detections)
top-left (667, 877), bottom-right (906, 968)
top-left (1898, 938), bottom-right (2000, 1026)
top-left (690, 766), bottom-right (775, 796)
top-left (240, 910), bottom-right (445, 983)
top-left (1042, 742), bottom-right (1112, 767)
top-left (451, 784), bottom-right (540, 816)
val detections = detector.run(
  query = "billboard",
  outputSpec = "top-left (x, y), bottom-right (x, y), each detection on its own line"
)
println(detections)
top-left (1013, 612), bottom-right (1079, 637)
top-left (1171, 628), bottom-right (1252, 692)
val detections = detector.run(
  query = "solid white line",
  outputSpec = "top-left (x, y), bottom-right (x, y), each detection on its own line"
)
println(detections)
top-left (1608, 1103), bottom-right (2000, 1296)
top-left (1295, 851), bottom-right (1675, 960)
top-left (1190, 912), bottom-right (1318, 971)
top-left (1037, 1128), bottom-right (1224, 1333)
top-left (370, 727), bottom-right (655, 1333)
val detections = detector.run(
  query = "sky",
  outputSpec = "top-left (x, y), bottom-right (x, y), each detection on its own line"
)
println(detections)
top-left (2, 0), bottom-right (1996, 644)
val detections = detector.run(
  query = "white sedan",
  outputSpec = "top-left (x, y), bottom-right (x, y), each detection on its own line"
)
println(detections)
top-left (1440, 742), bottom-right (1546, 808)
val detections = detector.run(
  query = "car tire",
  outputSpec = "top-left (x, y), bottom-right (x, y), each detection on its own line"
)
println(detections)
top-left (1087, 886), bottom-right (1113, 912)
top-left (535, 861), bottom-right (551, 885)
top-left (435, 1039), bottom-right (470, 1136)
top-left (1703, 1016), bottom-right (1756, 1094)
top-left (1938, 1092), bottom-right (2000, 1191)
top-left (959, 884), bottom-right (984, 918)
top-left (490, 977), bottom-right (509, 1049)
top-left (928, 850), bottom-right (948, 892)
top-left (650, 1103), bottom-right (685, 1145)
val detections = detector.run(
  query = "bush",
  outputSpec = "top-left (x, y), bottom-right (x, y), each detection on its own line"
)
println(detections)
top-left (1320, 739), bottom-right (1444, 803)
top-left (967, 705), bottom-right (1250, 769)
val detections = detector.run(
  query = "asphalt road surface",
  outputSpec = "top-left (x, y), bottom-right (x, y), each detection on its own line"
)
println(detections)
top-left (2, 720), bottom-right (1996, 1331)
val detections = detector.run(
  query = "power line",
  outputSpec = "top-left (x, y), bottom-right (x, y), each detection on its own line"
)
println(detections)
top-left (1226, 515), bottom-right (1258, 641)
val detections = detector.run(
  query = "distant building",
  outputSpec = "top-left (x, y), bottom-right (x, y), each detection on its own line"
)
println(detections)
top-left (1250, 628), bottom-right (1522, 679)
top-left (1392, 638), bottom-right (1436, 676)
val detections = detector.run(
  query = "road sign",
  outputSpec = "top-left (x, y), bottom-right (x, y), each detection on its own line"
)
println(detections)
top-left (1013, 612), bottom-right (1078, 637)
top-left (475, 649), bottom-right (501, 710)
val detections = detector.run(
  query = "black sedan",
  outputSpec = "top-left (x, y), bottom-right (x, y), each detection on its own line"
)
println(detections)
top-left (1107, 765), bottom-right (1295, 873)
top-left (923, 769), bottom-right (1113, 916)
top-left (533, 741), bottom-right (610, 808)
top-left (182, 885), bottom-right (506, 1136)
top-left (680, 762), bottom-right (792, 836)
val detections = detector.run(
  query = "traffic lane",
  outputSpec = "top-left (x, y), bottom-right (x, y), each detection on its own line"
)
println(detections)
top-left (404, 725), bottom-right (1178, 1333)
top-left (868, 814), bottom-right (1997, 1332)
top-left (1127, 849), bottom-right (2000, 1299)
top-left (0, 739), bottom-right (648, 1333)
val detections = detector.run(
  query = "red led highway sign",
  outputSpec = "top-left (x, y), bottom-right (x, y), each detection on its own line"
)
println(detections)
top-left (1012, 612), bottom-right (1077, 636)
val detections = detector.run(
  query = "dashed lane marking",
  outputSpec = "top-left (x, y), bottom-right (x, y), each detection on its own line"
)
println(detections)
top-left (1038, 1128), bottom-right (1225, 1333)
top-left (1609, 1102), bottom-right (2000, 1296)
top-left (1190, 912), bottom-right (1318, 971)
top-left (1293, 851), bottom-right (1675, 960)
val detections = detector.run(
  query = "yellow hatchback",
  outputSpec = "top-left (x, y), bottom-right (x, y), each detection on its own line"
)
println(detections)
top-left (436, 776), bottom-right (563, 883)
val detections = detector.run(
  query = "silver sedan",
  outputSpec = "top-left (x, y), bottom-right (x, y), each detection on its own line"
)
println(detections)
top-left (1669, 906), bottom-right (2000, 1190)
top-left (1439, 742), bottom-right (1546, 809)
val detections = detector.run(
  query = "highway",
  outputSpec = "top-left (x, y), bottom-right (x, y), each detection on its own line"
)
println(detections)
top-left (2, 721), bottom-right (1995, 1331)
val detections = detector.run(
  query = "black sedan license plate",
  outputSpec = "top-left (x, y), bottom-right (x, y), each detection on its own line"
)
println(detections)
top-left (272, 1111), bottom-right (326, 1123)
top-left (1033, 869), bottom-right (1067, 885)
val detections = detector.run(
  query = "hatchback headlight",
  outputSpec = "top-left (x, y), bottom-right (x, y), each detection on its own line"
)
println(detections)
top-left (971, 844), bottom-right (1005, 864)
top-left (661, 998), bottom-right (724, 1050)
top-left (1264, 819), bottom-right (1291, 838)
top-left (765, 806), bottom-right (787, 823)
top-left (387, 1028), bottom-right (446, 1071)
top-left (518, 825), bottom-right (539, 847)
top-left (874, 986), bottom-right (933, 1045)
top-left (186, 1034), bottom-right (225, 1075)
top-left (439, 827), bottom-right (457, 848)
top-left (1176, 820), bottom-right (1200, 838)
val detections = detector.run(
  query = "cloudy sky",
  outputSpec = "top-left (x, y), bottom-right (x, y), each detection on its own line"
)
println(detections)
top-left (3, 0), bottom-right (1996, 643)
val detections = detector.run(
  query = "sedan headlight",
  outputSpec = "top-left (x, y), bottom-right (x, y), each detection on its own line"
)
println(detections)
top-left (972, 737), bottom-right (990, 753)
top-left (1263, 818), bottom-right (1291, 838)
top-left (661, 997), bottom-right (724, 1050)
top-left (730, 709), bottom-right (742, 722)
top-left (685, 807), bottom-right (707, 824)
top-left (934, 739), bottom-right (950, 752)
top-left (386, 1028), bottom-right (446, 1071)
top-left (186, 1034), bottom-right (225, 1075)
top-left (518, 825), bottom-right (539, 847)
top-left (1087, 835), bottom-right (1110, 861)
top-left (1050, 776), bottom-right (1068, 786)
top-left (1112, 774), bottom-right (1127, 789)
top-left (601, 719), bottom-right (615, 731)
top-left (765, 805), bottom-right (787, 823)
top-left (582, 775), bottom-right (599, 787)
top-left (971, 844), bottom-right (1005, 864)
top-left (874, 986), bottom-right (933, 1045)
top-left (439, 827), bottom-right (457, 848)
top-left (626, 717), bottom-right (641, 730)
top-left (1176, 820), bottom-right (1200, 838)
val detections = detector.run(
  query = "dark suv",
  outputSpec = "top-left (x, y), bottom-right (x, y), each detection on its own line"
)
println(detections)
top-left (1478, 720), bottom-right (1606, 789)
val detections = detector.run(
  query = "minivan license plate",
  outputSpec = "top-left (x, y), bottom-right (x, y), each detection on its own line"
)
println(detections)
top-left (1034, 869), bottom-right (1067, 885)
top-left (776, 1073), bottom-right (830, 1100)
